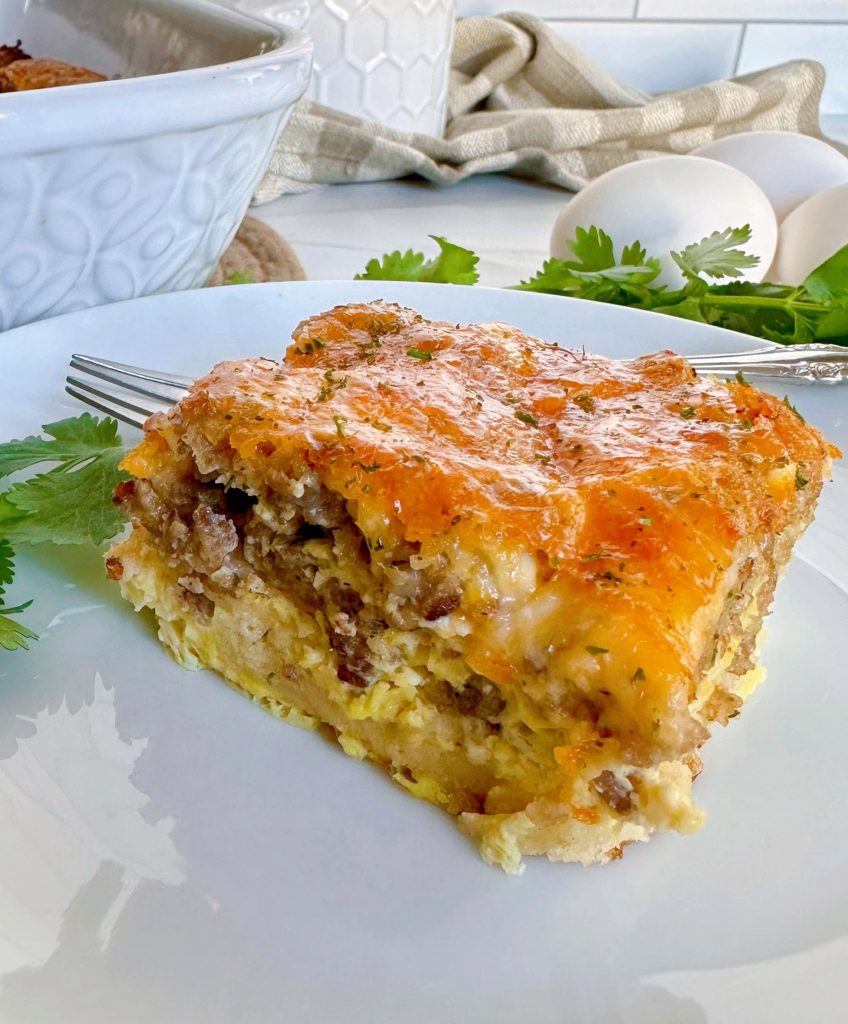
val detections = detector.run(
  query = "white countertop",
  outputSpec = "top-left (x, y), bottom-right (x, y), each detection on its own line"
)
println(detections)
top-left (255, 175), bottom-right (569, 288)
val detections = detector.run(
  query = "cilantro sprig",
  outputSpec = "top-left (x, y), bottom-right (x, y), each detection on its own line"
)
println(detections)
top-left (0, 413), bottom-right (129, 652)
top-left (355, 235), bottom-right (479, 286)
top-left (0, 539), bottom-right (36, 651)
top-left (357, 228), bottom-right (848, 347)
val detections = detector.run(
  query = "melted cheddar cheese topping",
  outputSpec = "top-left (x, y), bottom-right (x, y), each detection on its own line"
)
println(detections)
top-left (124, 302), bottom-right (837, 764)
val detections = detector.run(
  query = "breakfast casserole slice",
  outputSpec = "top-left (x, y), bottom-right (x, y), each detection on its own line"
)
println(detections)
top-left (108, 301), bottom-right (837, 873)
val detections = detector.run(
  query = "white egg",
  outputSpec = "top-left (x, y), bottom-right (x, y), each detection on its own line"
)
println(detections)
top-left (771, 182), bottom-right (848, 285)
top-left (550, 156), bottom-right (777, 289)
top-left (693, 130), bottom-right (848, 223)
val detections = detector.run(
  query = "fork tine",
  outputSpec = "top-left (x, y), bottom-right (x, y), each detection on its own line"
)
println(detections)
top-left (69, 358), bottom-right (189, 405)
top-left (70, 354), bottom-right (194, 389)
top-left (65, 375), bottom-right (171, 416)
top-left (65, 383), bottom-right (148, 430)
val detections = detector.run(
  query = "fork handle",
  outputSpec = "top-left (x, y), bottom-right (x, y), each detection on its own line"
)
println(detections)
top-left (689, 343), bottom-right (848, 384)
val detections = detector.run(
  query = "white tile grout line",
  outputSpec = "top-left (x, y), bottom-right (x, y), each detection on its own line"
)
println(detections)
top-left (733, 22), bottom-right (748, 77)
top-left (626, 16), bottom-right (848, 26)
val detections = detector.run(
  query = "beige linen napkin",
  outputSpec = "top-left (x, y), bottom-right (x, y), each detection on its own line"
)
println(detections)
top-left (256, 12), bottom-right (829, 201)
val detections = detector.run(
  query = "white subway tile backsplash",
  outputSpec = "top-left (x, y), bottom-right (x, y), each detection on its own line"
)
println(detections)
top-left (454, 1), bottom-right (848, 114)
top-left (548, 20), bottom-right (741, 93)
top-left (738, 24), bottom-right (848, 113)
top-left (822, 114), bottom-right (848, 142)
top-left (639, 1), bottom-right (848, 21)
top-left (456, 1), bottom-right (636, 17)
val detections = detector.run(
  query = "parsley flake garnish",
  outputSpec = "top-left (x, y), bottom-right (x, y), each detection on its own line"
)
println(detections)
top-left (638, 517), bottom-right (653, 526)
top-left (295, 338), bottom-right (326, 356)
top-left (595, 571), bottom-right (624, 584)
top-left (585, 645), bottom-right (608, 655)
top-left (782, 395), bottom-right (806, 423)
top-left (735, 370), bottom-right (751, 387)
top-left (316, 369), bottom-right (348, 403)
top-left (406, 347), bottom-right (432, 361)
top-left (632, 667), bottom-right (646, 682)
top-left (574, 393), bottom-right (595, 413)
top-left (333, 415), bottom-right (347, 438)
top-left (515, 410), bottom-right (539, 427)
top-left (795, 468), bottom-right (809, 490)
top-left (680, 406), bottom-right (697, 419)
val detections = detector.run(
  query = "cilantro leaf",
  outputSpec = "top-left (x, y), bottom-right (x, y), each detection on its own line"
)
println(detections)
top-left (671, 226), bottom-right (760, 281)
top-left (0, 538), bottom-right (13, 593)
top-left (0, 539), bottom-right (36, 651)
top-left (0, 606), bottom-right (37, 651)
top-left (519, 227), bottom-right (661, 294)
top-left (569, 226), bottom-right (617, 271)
top-left (517, 259), bottom-right (583, 294)
top-left (0, 448), bottom-right (127, 545)
top-left (358, 225), bottom-right (848, 349)
top-left (801, 243), bottom-right (848, 305)
top-left (621, 240), bottom-right (648, 266)
top-left (355, 235), bottom-right (479, 285)
top-left (565, 228), bottom-right (661, 283)
top-left (0, 413), bottom-right (123, 479)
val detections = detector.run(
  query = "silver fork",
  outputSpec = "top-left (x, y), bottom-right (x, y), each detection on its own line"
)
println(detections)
top-left (66, 343), bottom-right (848, 429)
top-left (66, 355), bottom-right (194, 429)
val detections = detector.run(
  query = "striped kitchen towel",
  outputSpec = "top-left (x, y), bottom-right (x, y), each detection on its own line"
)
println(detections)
top-left (255, 12), bottom-right (830, 200)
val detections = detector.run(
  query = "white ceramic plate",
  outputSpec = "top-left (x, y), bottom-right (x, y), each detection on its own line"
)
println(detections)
top-left (1, 282), bottom-right (846, 1024)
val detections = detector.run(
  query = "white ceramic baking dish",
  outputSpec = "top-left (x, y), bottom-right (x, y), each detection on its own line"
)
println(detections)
top-left (0, 0), bottom-right (311, 331)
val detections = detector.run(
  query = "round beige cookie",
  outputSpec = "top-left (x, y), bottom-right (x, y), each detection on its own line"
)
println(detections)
top-left (207, 215), bottom-right (306, 286)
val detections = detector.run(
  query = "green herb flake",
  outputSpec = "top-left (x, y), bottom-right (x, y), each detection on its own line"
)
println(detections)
top-left (364, 417), bottom-right (392, 433)
top-left (356, 461), bottom-right (382, 474)
top-left (739, 418), bottom-right (753, 430)
top-left (782, 395), bottom-right (806, 423)
top-left (315, 369), bottom-right (348, 403)
top-left (224, 270), bottom-right (253, 286)
top-left (333, 415), bottom-right (347, 438)
top-left (632, 667), bottom-right (646, 682)
top-left (295, 338), bottom-right (326, 356)
top-left (582, 551), bottom-right (611, 561)
top-left (574, 393), bottom-right (595, 413)
top-left (679, 406), bottom-right (697, 420)
top-left (638, 516), bottom-right (653, 526)
top-left (585, 645), bottom-right (609, 655)
top-left (515, 409), bottom-right (539, 427)
top-left (406, 347), bottom-right (432, 361)
top-left (795, 468), bottom-right (809, 490)
top-left (595, 571), bottom-right (625, 584)
top-left (735, 370), bottom-right (751, 387)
